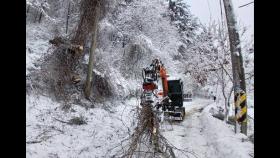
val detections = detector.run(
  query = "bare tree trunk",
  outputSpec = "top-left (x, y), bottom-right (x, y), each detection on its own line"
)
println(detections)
top-left (34, 11), bottom-right (38, 23)
top-left (223, 0), bottom-right (247, 135)
top-left (66, 2), bottom-right (71, 34)
top-left (38, 11), bottom-right (43, 23)
top-left (84, 3), bottom-right (100, 99)
top-left (220, 68), bottom-right (228, 122)
top-left (27, 5), bottom-right (30, 18)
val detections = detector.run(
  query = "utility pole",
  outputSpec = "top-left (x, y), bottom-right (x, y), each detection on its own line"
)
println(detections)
top-left (222, 0), bottom-right (247, 135)
top-left (84, 2), bottom-right (100, 99)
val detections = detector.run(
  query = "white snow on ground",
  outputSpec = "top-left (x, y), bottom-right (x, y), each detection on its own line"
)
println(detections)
top-left (26, 94), bottom-right (139, 158)
top-left (162, 98), bottom-right (254, 158)
top-left (26, 23), bottom-right (52, 75)
top-left (27, 95), bottom-right (253, 158)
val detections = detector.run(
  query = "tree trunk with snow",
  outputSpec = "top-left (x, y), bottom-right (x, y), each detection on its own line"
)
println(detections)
top-left (38, 11), bottom-right (43, 23)
top-left (220, 68), bottom-right (228, 122)
top-left (27, 5), bottom-right (30, 16)
top-left (84, 2), bottom-right (100, 99)
top-left (223, 0), bottom-right (247, 135)
top-left (34, 11), bottom-right (38, 23)
top-left (66, 2), bottom-right (71, 34)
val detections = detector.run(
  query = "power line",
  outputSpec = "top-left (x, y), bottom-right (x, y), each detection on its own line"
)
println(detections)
top-left (238, 1), bottom-right (254, 8)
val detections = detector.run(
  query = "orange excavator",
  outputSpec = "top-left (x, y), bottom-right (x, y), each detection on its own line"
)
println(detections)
top-left (141, 59), bottom-right (185, 121)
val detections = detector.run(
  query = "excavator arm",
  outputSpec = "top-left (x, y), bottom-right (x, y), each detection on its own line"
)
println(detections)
top-left (159, 66), bottom-right (169, 97)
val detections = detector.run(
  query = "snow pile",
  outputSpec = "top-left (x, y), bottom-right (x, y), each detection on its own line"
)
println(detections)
top-left (200, 103), bottom-right (253, 158)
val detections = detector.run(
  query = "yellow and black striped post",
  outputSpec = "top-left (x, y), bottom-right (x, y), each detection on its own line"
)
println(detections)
top-left (234, 90), bottom-right (247, 135)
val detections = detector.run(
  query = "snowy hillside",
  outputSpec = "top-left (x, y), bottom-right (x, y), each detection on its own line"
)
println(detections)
top-left (26, 0), bottom-right (254, 157)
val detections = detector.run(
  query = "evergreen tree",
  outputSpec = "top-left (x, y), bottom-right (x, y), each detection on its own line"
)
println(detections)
top-left (168, 0), bottom-right (199, 44)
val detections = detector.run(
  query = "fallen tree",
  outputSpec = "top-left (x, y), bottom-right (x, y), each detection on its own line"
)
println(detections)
top-left (106, 103), bottom-right (198, 158)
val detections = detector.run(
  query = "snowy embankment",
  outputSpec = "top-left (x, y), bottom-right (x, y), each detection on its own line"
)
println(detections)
top-left (26, 23), bottom-right (51, 75)
top-left (162, 98), bottom-right (254, 158)
top-left (26, 25), bottom-right (139, 156)
top-left (27, 94), bottom-right (139, 158)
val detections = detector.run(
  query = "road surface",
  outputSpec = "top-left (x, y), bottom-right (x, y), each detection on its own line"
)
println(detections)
top-left (161, 98), bottom-right (253, 158)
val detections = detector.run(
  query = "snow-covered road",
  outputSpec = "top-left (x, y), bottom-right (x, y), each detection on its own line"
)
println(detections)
top-left (162, 98), bottom-right (254, 158)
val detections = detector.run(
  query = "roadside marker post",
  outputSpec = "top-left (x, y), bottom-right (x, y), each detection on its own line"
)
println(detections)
top-left (234, 90), bottom-right (247, 135)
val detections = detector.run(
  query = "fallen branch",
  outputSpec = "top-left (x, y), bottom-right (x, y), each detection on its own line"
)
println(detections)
top-left (108, 103), bottom-right (198, 158)
top-left (53, 117), bottom-right (70, 124)
top-left (26, 140), bottom-right (43, 144)
top-left (53, 116), bottom-right (87, 125)
top-left (49, 37), bottom-right (83, 55)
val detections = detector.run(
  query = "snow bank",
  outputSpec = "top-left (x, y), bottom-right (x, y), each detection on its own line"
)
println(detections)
top-left (162, 99), bottom-right (253, 158)
top-left (201, 104), bottom-right (254, 158)
top-left (27, 94), bottom-right (139, 158)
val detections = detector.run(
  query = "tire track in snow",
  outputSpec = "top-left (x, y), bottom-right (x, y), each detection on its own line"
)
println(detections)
top-left (162, 98), bottom-right (253, 158)
top-left (161, 99), bottom-right (214, 158)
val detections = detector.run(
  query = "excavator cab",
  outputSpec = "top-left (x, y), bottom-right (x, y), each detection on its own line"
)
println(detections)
top-left (167, 80), bottom-right (183, 108)
top-left (163, 79), bottom-right (185, 121)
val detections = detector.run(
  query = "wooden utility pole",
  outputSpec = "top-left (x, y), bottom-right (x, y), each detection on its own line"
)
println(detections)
top-left (223, 0), bottom-right (247, 135)
top-left (84, 2), bottom-right (100, 99)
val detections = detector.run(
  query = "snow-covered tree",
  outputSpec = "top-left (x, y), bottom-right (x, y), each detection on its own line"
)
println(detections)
top-left (168, 0), bottom-right (199, 44)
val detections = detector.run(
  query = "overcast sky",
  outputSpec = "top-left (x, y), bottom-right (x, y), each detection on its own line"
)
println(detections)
top-left (185, 0), bottom-right (254, 41)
